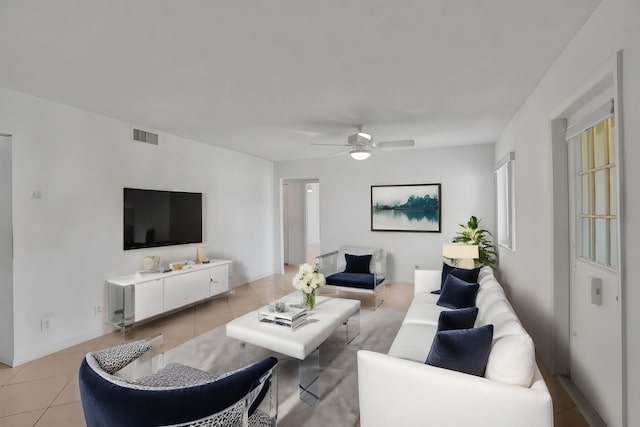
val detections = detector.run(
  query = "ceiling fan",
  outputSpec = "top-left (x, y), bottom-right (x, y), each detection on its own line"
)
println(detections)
top-left (311, 126), bottom-right (415, 160)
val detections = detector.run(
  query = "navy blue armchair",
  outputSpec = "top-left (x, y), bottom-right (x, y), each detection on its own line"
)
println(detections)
top-left (79, 339), bottom-right (277, 427)
top-left (317, 245), bottom-right (387, 308)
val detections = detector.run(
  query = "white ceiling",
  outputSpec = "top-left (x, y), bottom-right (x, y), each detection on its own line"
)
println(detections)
top-left (0, 0), bottom-right (600, 162)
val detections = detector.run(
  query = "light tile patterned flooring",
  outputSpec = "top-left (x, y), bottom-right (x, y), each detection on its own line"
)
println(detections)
top-left (0, 265), bottom-right (587, 426)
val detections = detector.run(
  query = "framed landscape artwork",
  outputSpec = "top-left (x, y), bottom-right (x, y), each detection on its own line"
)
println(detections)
top-left (371, 183), bottom-right (441, 232)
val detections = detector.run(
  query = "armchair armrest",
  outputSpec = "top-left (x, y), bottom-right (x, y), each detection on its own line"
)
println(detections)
top-left (316, 250), bottom-right (339, 277)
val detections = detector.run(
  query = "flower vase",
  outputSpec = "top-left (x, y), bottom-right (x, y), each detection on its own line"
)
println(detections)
top-left (303, 291), bottom-right (316, 310)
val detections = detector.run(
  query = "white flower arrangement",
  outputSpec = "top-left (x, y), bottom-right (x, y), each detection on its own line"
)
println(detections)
top-left (292, 262), bottom-right (326, 295)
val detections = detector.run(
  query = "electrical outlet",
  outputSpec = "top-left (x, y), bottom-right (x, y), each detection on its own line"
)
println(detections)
top-left (41, 317), bottom-right (53, 332)
top-left (94, 304), bottom-right (103, 316)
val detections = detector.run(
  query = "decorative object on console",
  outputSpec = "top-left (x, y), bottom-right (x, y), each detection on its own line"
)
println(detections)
top-left (196, 247), bottom-right (209, 264)
top-left (141, 256), bottom-right (160, 272)
top-left (442, 243), bottom-right (479, 269)
top-left (292, 262), bottom-right (325, 309)
top-left (452, 215), bottom-right (497, 267)
top-left (371, 183), bottom-right (441, 232)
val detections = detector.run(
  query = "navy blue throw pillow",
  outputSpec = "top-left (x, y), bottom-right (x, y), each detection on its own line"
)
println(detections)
top-left (432, 263), bottom-right (482, 295)
top-left (344, 254), bottom-right (372, 274)
top-left (426, 324), bottom-right (494, 376)
top-left (436, 275), bottom-right (479, 309)
top-left (437, 307), bottom-right (479, 332)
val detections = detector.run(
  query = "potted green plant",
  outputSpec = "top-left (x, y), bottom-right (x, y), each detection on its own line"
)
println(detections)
top-left (452, 216), bottom-right (497, 268)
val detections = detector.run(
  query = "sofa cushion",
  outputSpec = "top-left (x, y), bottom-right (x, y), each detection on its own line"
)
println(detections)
top-left (436, 275), bottom-right (479, 309)
top-left (485, 334), bottom-right (535, 387)
top-left (344, 254), bottom-right (372, 274)
top-left (437, 307), bottom-right (478, 332)
top-left (426, 324), bottom-right (494, 376)
top-left (402, 292), bottom-right (449, 326)
top-left (91, 340), bottom-right (151, 374)
top-left (432, 263), bottom-right (482, 294)
top-left (388, 323), bottom-right (438, 363)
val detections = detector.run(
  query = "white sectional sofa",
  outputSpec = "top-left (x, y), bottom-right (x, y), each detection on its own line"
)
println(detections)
top-left (357, 267), bottom-right (553, 427)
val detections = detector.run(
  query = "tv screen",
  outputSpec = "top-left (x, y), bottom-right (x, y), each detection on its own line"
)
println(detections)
top-left (123, 188), bottom-right (202, 250)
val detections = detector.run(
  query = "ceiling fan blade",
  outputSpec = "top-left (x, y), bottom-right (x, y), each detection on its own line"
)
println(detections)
top-left (310, 143), bottom-right (351, 147)
top-left (329, 148), bottom-right (351, 156)
top-left (372, 139), bottom-right (415, 148)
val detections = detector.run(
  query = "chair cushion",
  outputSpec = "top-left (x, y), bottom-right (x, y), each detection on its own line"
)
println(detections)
top-left (432, 263), bottom-right (482, 294)
top-left (437, 307), bottom-right (479, 332)
top-left (436, 275), bottom-right (479, 309)
top-left (344, 254), bottom-right (372, 274)
top-left (426, 324), bottom-right (494, 377)
top-left (326, 272), bottom-right (380, 290)
top-left (136, 363), bottom-right (219, 388)
top-left (91, 340), bottom-right (151, 374)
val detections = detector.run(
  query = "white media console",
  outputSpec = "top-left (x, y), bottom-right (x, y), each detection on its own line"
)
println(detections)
top-left (106, 259), bottom-right (232, 328)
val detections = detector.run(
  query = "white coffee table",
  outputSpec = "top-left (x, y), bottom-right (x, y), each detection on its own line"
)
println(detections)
top-left (225, 292), bottom-right (361, 405)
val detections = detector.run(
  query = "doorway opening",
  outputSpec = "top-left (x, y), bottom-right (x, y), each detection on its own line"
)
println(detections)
top-left (281, 178), bottom-right (320, 269)
top-left (282, 178), bottom-right (320, 270)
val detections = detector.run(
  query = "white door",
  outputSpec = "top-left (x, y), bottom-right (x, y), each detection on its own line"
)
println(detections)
top-left (0, 135), bottom-right (13, 364)
top-left (567, 114), bottom-right (622, 426)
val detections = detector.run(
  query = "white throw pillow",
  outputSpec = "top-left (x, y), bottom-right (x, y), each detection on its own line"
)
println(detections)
top-left (485, 334), bottom-right (535, 387)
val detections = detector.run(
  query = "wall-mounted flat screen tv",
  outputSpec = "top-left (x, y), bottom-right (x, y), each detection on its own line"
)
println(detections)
top-left (123, 188), bottom-right (202, 250)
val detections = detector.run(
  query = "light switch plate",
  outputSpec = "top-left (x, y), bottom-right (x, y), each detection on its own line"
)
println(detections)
top-left (590, 276), bottom-right (602, 305)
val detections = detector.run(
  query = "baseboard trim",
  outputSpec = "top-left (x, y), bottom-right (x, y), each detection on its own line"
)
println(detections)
top-left (556, 375), bottom-right (607, 427)
top-left (11, 327), bottom-right (108, 367)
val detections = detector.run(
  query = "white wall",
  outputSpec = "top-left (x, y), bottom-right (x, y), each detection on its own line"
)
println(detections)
top-left (274, 144), bottom-right (495, 283)
top-left (494, 0), bottom-right (640, 425)
top-left (0, 87), bottom-right (274, 365)
top-left (0, 136), bottom-right (13, 365)
top-left (306, 183), bottom-right (320, 245)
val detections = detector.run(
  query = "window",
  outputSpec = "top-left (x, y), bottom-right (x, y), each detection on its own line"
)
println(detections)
top-left (572, 115), bottom-right (617, 268)
top-left (495, 152), bottom-right (515, 250)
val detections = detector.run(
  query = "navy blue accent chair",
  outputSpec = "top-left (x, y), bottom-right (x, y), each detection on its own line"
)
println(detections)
top-left (318, 246), bottom-right (387, 308)
top-left (79, 341), bottom-right (277, 427)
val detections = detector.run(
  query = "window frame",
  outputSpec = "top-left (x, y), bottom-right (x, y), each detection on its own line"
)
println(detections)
top-left (495, 152), bottom-right (516, 251)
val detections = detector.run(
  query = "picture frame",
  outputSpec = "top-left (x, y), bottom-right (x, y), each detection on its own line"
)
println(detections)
top-left (371, 183), bottom-right (441, 232)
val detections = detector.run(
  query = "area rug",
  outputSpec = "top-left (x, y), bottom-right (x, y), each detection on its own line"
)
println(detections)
top-left (163, 307), bottom-right (406, 427)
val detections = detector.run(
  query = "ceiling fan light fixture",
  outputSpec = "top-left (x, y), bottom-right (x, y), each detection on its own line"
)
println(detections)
top-left (357, 131), bottom-right (372, 141)
top-left (350, 148), bottom-right (371, 160)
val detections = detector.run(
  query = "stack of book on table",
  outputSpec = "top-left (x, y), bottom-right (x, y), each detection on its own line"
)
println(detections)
top-left (258, 305), bottom-right (308, 330)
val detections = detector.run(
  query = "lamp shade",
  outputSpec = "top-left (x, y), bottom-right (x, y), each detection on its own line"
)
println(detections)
top-left (442, 244), bottom-right (479, 260)
top-left (350, 148), bottom-right (371, 160)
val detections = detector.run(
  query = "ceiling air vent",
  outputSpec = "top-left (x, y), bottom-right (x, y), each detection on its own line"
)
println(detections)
top-left (132, 128), bottom-right (159, 146)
